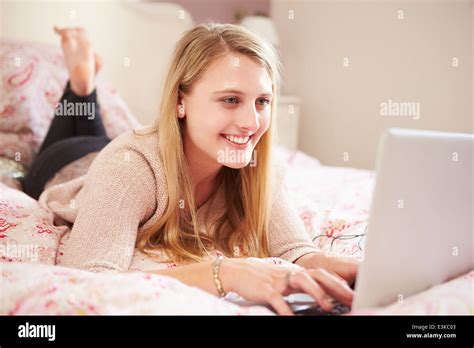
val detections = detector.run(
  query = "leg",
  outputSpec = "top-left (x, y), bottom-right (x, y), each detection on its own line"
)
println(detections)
top-left (39, 81), bottom-right (108, 153)
top-left (72, 87), bottom-right (108, 138)
top-left (22, 135), bottom-right (111, 200)
top-left (37, 82), bottom-right (76, 153)
top-left (39, 26), bottom-right (107, 153)
top-left (22, 26), bottom-right (112, 199)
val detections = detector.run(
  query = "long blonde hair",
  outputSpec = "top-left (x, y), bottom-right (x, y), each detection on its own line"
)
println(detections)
top-left (135, 22), bottom-right (282, 263)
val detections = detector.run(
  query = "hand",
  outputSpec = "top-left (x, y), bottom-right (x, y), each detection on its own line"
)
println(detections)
top-left (324, 256), bottom-right (359, 285)
top-left (220, 258), bottom-right (354, 316)
top-left (295, 252), bottom-right (360, 285)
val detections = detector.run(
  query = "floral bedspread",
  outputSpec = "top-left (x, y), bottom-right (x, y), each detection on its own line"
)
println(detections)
top-left (1, 147), bottom-right (472, 315)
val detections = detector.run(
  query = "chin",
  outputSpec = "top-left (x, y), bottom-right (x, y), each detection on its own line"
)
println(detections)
top-left (222, 160), bottom-right (252, 169)
top-left (215, 144), bottom-right (256, 169)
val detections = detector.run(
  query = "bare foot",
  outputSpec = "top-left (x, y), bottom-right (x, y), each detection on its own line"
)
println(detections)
top-left (54, 26), bottom-right (101, 97)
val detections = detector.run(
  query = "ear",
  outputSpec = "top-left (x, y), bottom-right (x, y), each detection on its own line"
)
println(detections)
top-left (177, 89), bottom-right (186, 119)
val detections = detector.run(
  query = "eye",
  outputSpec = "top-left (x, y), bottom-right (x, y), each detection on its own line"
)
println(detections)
top-left (223, 97), bottom-right (239, 105)
top-left (256, 98), bottom-right (271, 106)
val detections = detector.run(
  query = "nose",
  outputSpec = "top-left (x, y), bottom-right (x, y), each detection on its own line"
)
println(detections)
top-left (236, 102), bottom-right (260, 134)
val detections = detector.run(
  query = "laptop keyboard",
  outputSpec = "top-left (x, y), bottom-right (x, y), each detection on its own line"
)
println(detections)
top-left (293, 302), bottom-right (351, 316)
top-left (286, 279), bottom-right (355, 316)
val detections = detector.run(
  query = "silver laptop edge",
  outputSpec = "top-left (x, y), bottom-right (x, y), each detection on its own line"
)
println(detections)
top-left (352, 128), bottom-right (473, 310)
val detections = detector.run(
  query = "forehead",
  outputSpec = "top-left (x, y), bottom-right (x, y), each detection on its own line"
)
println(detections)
top-left (194, 53), bottom-right (273, 95)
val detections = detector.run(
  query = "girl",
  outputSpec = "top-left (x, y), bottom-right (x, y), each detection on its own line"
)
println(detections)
top-left (22, 24), bottom-right (357, 315)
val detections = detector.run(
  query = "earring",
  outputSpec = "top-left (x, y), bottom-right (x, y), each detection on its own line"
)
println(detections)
top-left (178, 104), bottom-right (185, 117)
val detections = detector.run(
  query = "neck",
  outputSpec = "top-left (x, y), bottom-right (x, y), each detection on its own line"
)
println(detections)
top-left (183, 137), bottom-right (222, 207)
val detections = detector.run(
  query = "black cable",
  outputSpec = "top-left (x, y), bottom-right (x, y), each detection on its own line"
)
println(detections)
top-left (311, 224), bottom-right (368, 252)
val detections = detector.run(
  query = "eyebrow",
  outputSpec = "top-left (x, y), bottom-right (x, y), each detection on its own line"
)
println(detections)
top-left (213, 89), bottom-right (273, 97)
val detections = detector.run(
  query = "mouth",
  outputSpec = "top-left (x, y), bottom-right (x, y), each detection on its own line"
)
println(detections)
top-left (220, 133), bottom-right (254, 148)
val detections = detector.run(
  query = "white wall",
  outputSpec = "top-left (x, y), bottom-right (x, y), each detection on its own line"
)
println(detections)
top-left (272, 0), bottom-right (473, 169)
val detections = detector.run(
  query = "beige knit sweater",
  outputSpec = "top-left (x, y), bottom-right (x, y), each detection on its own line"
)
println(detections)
top-left (38, 126), bottom-right (319, 272)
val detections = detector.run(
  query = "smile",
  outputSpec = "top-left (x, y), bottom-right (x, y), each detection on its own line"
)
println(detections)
top-left (220, 134), bottom-right (253, 147)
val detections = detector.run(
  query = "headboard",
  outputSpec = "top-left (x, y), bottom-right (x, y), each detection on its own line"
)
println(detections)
top-left (1, 1), bottom-right (195, 125)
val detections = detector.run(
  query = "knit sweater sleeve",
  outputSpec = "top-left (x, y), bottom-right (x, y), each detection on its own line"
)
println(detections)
top-left (58, 143), bottom-right (157, 273)
top-left (267, 159), bottom-right (320, 263)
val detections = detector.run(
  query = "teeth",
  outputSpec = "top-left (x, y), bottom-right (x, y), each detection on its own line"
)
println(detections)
top-left (225, 135), bottom-right (250, 144)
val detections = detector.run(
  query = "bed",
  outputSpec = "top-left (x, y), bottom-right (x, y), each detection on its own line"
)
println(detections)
top-left (1, 39), bottom-right (472, 316)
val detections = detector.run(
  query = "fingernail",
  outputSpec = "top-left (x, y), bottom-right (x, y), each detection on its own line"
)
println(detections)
top-left (325, 298), bottom-right (333, 308)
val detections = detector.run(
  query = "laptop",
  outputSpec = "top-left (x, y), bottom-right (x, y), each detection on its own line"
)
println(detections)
top-left (288, 128), bottom-right (473, 315)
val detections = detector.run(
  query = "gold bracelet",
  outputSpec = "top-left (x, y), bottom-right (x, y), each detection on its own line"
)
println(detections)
top-left (212, 255), bottom-right (227, 298)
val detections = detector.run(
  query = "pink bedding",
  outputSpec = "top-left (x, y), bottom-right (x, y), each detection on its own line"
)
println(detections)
top-left (1, 147), bottom-right (472, 315)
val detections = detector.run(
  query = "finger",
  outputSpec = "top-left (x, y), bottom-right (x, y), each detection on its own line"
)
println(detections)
top-left (309, 268), bottom-right (354, 306)
top-left (331, 272), bottom-right (347, 282)
top-left (290, 272), bottom-right (334, 312)
top-left (266, 290), bottom-right (294, 316)
top-left (335, 260), bottom-right (359, 282)
top-left (333, 271), bottom-right (356, 288)
top-left (310, 268), bottom-right (353, 306)
top-left (53, 26), bottom-right (62, 35)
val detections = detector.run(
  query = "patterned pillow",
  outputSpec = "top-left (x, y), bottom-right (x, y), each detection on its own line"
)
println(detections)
top-left (0, 39), bottom-right (142, 168)
top-left (0, 182), bottom-right (68, 265)
top-left (0, 156), bottom-right (26, 191)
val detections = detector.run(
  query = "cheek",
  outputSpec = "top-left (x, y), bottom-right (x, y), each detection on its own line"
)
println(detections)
top-left (254, 111), bottom-right (271, 140)
top-left (185, 105), bottom-right (227, 144)
top-left (261, 112), bottom-right (271, 131)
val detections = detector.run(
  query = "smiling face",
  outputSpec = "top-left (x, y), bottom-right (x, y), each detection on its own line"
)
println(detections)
top-left (179, 53), bottom-right (273, 170)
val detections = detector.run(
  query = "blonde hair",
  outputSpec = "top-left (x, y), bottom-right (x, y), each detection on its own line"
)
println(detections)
top-left (135, 22), bottom-right (282, 263)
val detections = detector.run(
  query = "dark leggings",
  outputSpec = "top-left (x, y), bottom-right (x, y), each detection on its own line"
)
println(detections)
top-left (21, 81), bottom-right (111, 200)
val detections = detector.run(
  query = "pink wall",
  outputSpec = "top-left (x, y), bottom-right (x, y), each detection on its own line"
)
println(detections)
top-left (157, 0), bottom-right (271, 24)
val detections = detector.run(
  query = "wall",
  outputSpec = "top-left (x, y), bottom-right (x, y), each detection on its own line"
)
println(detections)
top-left (272, 0), bottom-right (472, 169)
top-left (155, 0), bottom-right (270, 23)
